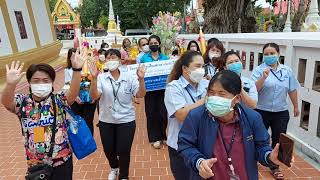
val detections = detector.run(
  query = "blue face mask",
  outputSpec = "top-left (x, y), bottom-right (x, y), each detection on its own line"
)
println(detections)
top-left (205, 96), bottom-right (235, 117)
top-left (226, 61), bottom-right (243, 75)
top-left (263, 55), bottom-right (279, 66)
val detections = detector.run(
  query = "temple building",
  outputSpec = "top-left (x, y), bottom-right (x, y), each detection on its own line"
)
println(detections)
top-left (0, 0), bottom-right (61, 81)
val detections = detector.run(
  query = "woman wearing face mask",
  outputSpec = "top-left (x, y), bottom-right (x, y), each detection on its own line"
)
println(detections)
top-left (1, 53), bottom-right (83, 179)
top-left (96, 49), bottom-right (107, 72)
top-left (140, 35), bottom-right (169, 149)
top-left (164, 51), bottom-right (208, 180)
top-left (252, 43), bottom-right (299, 179)
top-left (187, 40), bottom-right (201, 52)
top-left (203, 38), bottom-right (225, 79)
top-left (90, 49), bottom-right (146, 180)
top-left (136, 37), bottom-right (149, 64)
top-left (178, 70), bottom-right (291, 180)
top-left (217, 51), bottom-right (258, 109)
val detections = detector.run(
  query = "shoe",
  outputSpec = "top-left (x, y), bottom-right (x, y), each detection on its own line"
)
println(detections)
top-left (108, 168), bottom-right (119, 180)
top-left (152, 141), bottom-right (161, 149)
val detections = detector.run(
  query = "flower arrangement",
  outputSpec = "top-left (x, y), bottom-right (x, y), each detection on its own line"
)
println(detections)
top-left (151, 11), bottom-right (182, 55)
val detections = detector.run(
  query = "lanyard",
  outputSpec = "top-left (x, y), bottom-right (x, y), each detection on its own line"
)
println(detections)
top-left (185, 88), bottom-right (200, 103)
top-left (218, 123), bottom-right (237, 175)
top-left (270, 69), bottom-right (284, 81)
top-left (109, 78), bottom-right (121, 104)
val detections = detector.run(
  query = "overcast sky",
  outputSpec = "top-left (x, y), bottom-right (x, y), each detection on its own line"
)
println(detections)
top-left (67, 0), bottom-right (271, 9)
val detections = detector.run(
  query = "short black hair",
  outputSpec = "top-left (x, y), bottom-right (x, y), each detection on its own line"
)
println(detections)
top-left (149, 35), bottom-right (161, 45)
top-left (207, 38), bottom-right (220, 46)
top-left (263, 43), bottom-right (280, 53)
top-left (208, 70), bottom-right (241, 95)
top-left (100, 42), bottom-right (109, 49)
top-left (105, 49), bottom-right (121, 59)
top-left (26, 64), bottom-right (56, 82)
top-left (187, 40), bottom-right (200, 52)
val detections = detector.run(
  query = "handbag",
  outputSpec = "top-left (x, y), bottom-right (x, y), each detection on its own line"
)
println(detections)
top-left (56, 98), bottom-right (97, 159)
top-left (25, 95), bottom-right (57, 180)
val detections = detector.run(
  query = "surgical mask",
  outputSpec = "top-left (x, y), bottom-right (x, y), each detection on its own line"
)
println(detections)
top-left (142, 45), bottom-right (150, 53)
top-left (30, 83), bottom-right (53, 98)
top-left (99, 55), bottom-right (106, 61)
top-left (226, 61), bottom-right (243, 75)
top-left (150, 45), bottom-right (159, 52)
top-left (190, 47), bottom-right (198, 51)
top-left (209, 52), bottom-right (220, 60)
top-left (103, 48), bottom-right (110, 51)
top-left (263, 55), bottom-right (279, 66)
top-left (189, 68), bottom-right (205, 83)
top-left (206, 96), bottom-right (235, 117)
top-left (105, 60), bottom-right (120, 71)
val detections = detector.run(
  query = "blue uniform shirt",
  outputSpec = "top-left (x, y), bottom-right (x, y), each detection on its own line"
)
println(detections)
top-left (205, 63), bottom-right (218, 78)
top-left (252, 63), bottom-right (299, 112)
top-left (164, 76), bottom-right (209, 150)
top-left (241, 76), bottom-right (258, 102)
top-left (140, 52), bottom-right (169, 63)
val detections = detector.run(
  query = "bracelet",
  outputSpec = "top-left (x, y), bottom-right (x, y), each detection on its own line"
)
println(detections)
top-left (72, 67), bottom-right (82, 71)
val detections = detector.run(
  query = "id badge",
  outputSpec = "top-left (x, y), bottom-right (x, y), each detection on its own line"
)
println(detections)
top-left (33, 127), bottom-right (45, 143)
top-left (229, 172), bottom-right (240, 180)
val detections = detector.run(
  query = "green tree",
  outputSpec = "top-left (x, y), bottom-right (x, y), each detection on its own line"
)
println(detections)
top-left (49, 0), bottom-right (57, 13)
top-left (99, 15), bottom-right (109, 30)
top-left (78, 0), bottom-right (101, 28)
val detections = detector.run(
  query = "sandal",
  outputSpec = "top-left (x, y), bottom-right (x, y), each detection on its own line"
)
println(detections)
top-left (271, 168), bottom-right (284, 180)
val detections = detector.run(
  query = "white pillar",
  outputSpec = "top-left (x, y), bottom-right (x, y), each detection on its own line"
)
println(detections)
top-left (283, 0), bottom-right (292, 32)
top-left (302, 0), bottom-right (320, 31)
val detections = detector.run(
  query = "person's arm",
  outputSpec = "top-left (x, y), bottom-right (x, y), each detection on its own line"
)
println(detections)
top-left (288, 70), bottom-right (300, 117)
top-left (177, 111), bottom-right (206, 173)
top-left (1, 61), bottom-right (26, 112)
top-left (250, 110), bottom-right (273, 166)
top-left (252, 68), bottom-right (270, 92)
top-left (175, 98), bottom-right (205, 122)
top-left (65, 50), bottom-right (85, 105)
top-left (164, 84), bottom-right (205, 123)
top-left (88, 62), bottom-right (101, 101)
top-left (240, 81), bottom-right (258, 109)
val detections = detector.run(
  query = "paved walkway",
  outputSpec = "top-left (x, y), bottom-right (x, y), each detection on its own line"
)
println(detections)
top-left (0, 67), bottom-right (319, 180)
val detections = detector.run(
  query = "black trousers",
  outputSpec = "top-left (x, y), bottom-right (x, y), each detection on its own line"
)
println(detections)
top-left (168, 147), bottom-right (190, 180)
top-left (256, 109), bottom-right (290, 148)
top-left (71, 102), bottom-right (97, 135)
top-left (99, 121), bottom-right (136, 179)
top-left (51, 157), bottom-right (73, 180)
top-left (144, 90), bottom-right (168, 143)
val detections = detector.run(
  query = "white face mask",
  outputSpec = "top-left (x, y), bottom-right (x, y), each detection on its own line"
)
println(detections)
top-left (99, 55), bottom-right (106, 61)
top-left (189, 68), bottom-right (205, 83)
top-left (103, 48), bottom-right (110, 51)
top-left (105, 60), bottom-right (120, 71)
top-left (209, 52), bottom-right (221, 60)
top-left (30, 83), bottom-right (53, 98)
top-left (142, 45), bottom-right (150, 53)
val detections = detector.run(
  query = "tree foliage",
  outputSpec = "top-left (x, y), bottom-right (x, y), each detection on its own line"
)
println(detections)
top-left (78, 0), bottom-right (190, 31)
top-left (49, 0), bottom-right (57, 13)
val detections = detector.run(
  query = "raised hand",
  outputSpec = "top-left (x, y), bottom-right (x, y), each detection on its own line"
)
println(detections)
top-left (6, 61), bottom-right (26, 85)
top-left (136, 64), bottom-right (146, 81)
top-left (263, 68), bottom-right (270, 79)
top-left (88, 61), bottom-right (99, 78)
top-left (198, 158), bottom-right (217, 179)
top-left (71, 49), bottom-right (85, 69)
top-left (269, 143), bottom-right (293, 167)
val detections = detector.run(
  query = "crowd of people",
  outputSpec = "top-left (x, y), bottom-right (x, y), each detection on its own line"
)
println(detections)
top-left (1, 34), bottom-right (299, 180)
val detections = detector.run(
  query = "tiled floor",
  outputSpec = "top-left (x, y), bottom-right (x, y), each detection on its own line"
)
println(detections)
top-left (0, 67), bottom-right (319, 180)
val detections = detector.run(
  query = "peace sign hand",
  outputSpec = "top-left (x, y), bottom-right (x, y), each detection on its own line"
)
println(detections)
top-left (6, 61), bottom-right (26, 85)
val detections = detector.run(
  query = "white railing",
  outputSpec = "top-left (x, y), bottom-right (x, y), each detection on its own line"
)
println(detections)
top-left (87, 32), bottom-right (320, 163)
